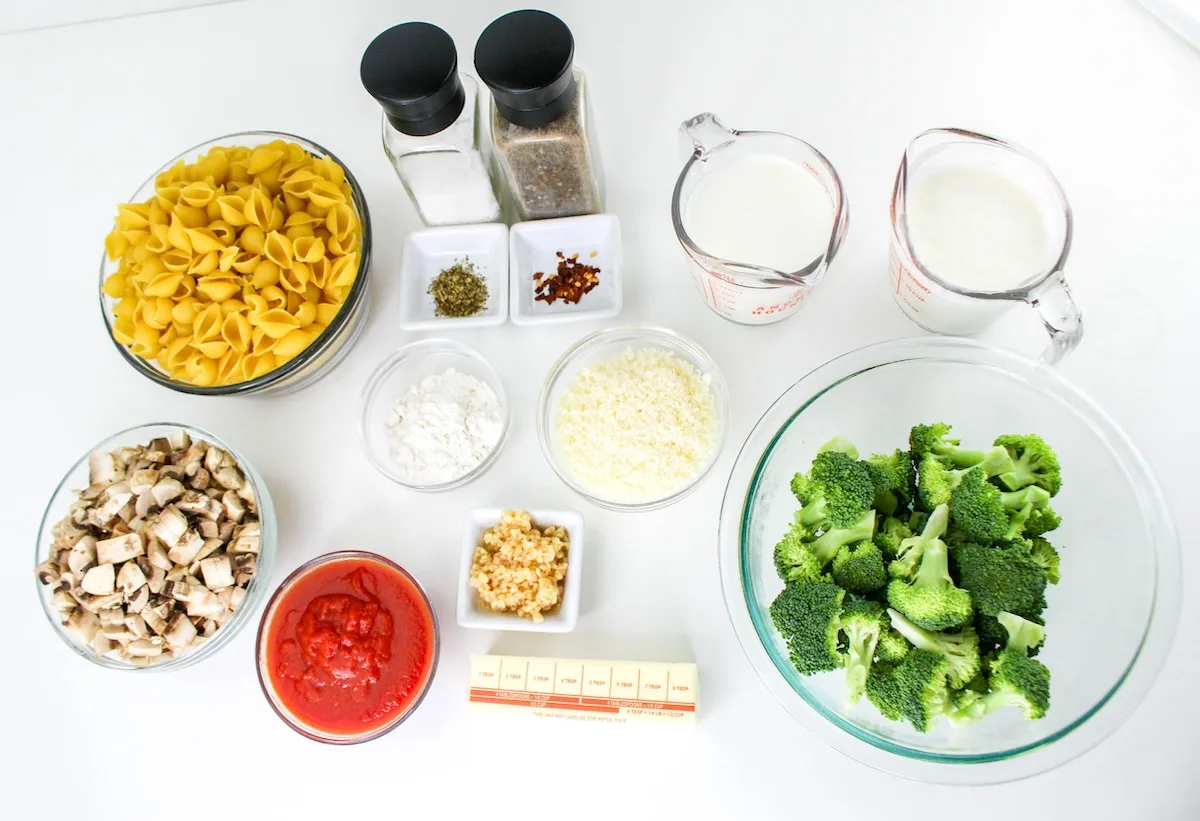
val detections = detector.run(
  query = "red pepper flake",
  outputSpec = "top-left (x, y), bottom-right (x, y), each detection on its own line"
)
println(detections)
top-left (534, 251), bottom-right (601, 305)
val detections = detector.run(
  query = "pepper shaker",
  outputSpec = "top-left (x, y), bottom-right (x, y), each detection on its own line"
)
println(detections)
top-left (474, 10), bottom-right (604, 221)
top-left (361, 22), bottom-right (502, 226)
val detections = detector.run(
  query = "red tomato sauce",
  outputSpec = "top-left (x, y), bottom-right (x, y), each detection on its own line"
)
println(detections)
top-left (264, 556), bottom-right (436, 736)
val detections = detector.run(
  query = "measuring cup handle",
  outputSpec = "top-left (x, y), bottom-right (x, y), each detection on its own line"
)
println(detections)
top-left (1028, 275), bottom-right (1083, 364)
top-left (679, 112), bottom-right (738, 160)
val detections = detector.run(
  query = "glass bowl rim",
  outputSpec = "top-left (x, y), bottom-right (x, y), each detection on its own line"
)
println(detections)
top-left (253, 549), bottom-right (440, 744)
top-left (717, 335), bottom-right (1180, 783)
top-left (358, 338), bottom-right (511, 492)
top-left (97, 130), bottom-right (373, 396)
top-left (536, 324), bottom-right (730, 511)
top-left (34, 421), bottom-right (277, 671)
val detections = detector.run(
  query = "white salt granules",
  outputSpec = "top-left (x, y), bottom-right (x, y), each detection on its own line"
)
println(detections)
top-left (385, 368), bottom-right (503, 485)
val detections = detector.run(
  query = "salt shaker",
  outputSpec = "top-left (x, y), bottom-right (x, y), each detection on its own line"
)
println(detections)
top-left (474, 10), bottom-right (604, 222)
top-left (361, 22), bottom-right (502, 226)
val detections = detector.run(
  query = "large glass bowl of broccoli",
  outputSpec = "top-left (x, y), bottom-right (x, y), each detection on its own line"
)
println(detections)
top-left (717, 336), bottom-right (1179, 784)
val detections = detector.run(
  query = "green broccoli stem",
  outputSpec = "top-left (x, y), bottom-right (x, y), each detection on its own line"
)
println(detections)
top-left (843, 625), bottom-right (880, 704)
top-left (997, 611), bottom-right (1044, 653)
top-left (798, 497), bottom-right (829, 528)
top-left (1000, 486), bottom-right (1051, 510)
top-left (911, 540), bottom-right (952, 590)
top-left (920, 504), bottom-right (950, 541)
top-left (887, 609), bottom-right (943, 655)
top-left (808, 510), bottom-right (876, 563)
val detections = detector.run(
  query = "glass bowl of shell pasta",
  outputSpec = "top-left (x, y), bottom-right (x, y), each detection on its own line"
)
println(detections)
top-left (97, 131), bottom-right (372, 396)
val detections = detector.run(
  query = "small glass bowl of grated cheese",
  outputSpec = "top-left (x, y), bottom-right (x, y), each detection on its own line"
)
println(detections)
top-left (538, 326), bottom-right (728, 510)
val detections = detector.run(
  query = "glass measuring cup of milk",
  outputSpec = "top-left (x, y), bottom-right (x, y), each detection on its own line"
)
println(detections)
top-left (672, 113), bottom-right (849, 325)
top-left (889, 128), bottom-right (1083, 363)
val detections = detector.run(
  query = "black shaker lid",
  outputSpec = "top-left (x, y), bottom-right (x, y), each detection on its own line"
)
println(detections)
top-left (360, 22), bottom-right (465, 137)
top-left (474, 10), bottom-right (577, 128)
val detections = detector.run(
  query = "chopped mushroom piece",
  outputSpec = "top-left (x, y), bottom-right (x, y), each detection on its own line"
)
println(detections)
top-left (129, 469), bottom-right (158, 495)
top-left (116, 561), bottom-right (147, 596)
top-left (204, 447), bottom-right (224, 473)
top-left (189, 468), bottom-right (211, 491)
top-left (213, 466), bottom-right (242, 490)
top-left (89, 450), bottom-right (119, 486)
top-left (126, 639), bottom-right (164, 658)
top-left (67, 536), bottom-right (97, 575)
top-left (151, 478), bottom-right (185, 508)
top-left (200, 556), bottom-right (235, 590)
top-left (90, 633), bottom-right (114, 656)
top-left (96, 532), bottom-right (144, 565)
top-left (94, 482), bottom-right (134, 524)
top-left (229, 587), bottom-right (247, 612)
top-left (81, 564), bottom-right (116, 595)
top-left (35, 561), bottom-right (60, 586)
top-left (146, 538), bottom-right (172, 572)
top-left (149, 506), bottom-right (188, 547)
top-left (221, 490), bottom-right (245, 523)
top-left (229, 523), bottom-right (261, 555)
top-left (198, 519), bottom-right (219, 540)
top-left (164, 612), bottom-right (198, 649)
top-left (147, 567), bottom-right (167, 595)
top-left (66, 610), bottom-right (101, 644)
top-left (82, 591), bottom-right (125, 612)
top-left (167, 530), bottom-right (205, 566)
top-left (127, 585), bottom-right (150, 614)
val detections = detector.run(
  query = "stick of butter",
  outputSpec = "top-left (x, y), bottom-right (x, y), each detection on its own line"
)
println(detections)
top-left (469, 655), bottom-right (698, 723)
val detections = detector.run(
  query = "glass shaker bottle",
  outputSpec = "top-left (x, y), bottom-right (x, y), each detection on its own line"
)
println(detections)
top-left (360, 22), bottom-right (502, 226)
top-left (474, 10), bottom-right (603, 221)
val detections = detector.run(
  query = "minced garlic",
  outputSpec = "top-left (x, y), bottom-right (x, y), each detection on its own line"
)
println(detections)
top-left (553, 347), bottom-right (718, 501)
top-left (470, 511), bottom-right (569, 622)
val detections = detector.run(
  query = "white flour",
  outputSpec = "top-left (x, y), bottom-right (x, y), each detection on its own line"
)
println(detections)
top-left (385, 368), bottom-right (504, 485)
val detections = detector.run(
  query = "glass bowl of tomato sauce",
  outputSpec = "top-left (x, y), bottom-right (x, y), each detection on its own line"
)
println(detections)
top-left (255, 551), bottom-right (439, 743)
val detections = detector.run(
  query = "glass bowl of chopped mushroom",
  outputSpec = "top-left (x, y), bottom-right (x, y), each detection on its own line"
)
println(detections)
top-left (538, 325), bottom-right (729, 510)
top-left (34, 423), bottom-right (276, 670)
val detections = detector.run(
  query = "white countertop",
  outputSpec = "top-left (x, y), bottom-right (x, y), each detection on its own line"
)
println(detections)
top-left (3, 1), bottom-right (1197, 818)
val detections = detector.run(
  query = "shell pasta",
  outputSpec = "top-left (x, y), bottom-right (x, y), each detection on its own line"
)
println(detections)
top-left (103, 140), bottom-right (362, 387)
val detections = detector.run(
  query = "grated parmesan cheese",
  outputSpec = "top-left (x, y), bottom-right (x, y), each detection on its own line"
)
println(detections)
top-left (553, 347), bottom-right (719, 501)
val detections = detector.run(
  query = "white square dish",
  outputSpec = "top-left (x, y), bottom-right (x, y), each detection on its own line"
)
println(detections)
top-left (399, 223), bottom-right (509, 330)
top-left (457, 508), bottom-right (584, 633)
top-left (509, 214), bottom-right (622, 326)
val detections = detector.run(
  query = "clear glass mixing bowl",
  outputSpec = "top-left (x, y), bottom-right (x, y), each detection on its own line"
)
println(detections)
top-left (98, 131), bottom-right (372, 396)
top-left (717, 337), bottom-right (1179, 784)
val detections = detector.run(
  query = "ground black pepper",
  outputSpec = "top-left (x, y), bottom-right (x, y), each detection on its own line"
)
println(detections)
top-left (534, 252), bottom-right (601, 305)
top-left (428, 259), bottom-right (489, 317)
top-left (490, 70), bottom-right (602, 221)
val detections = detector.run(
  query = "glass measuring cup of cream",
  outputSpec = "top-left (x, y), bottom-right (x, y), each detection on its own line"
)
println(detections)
top-left (889, 128), bottom-right (1083, 363)
top-left (671, 113), bottom-right (849, 325)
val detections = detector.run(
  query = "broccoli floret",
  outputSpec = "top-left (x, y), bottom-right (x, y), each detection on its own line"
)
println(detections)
top-left (770, 582), bottom-right (846, 675)
top-left (949, 612), bottom-right (1051, 724)
top-left (773, 518), bottom-right (831, 584)
top-left (1028, 537), bottom-right (1061, 584)
top-left (840, 599), bottom-right (887, 704)
top-left (887, 608), bottom-right (981, 689)
top-left (1023, 505), bottom-right (1062, 537)
top-left (873, 515), bottom-right (913, 558)
top-left (790, 450), bottom-right (875, 529)
top-left (908, 509), bottom-right (928, 533)
top-left (805, 510), bottom-right (877, 566)
top-left (949, 468), bottom-right (1052, 544)
top-left (818, 436), bottom-right (860, 459)
top-left (865, 449), bottom-right (915, 515)
top-left (876, 627), bottom-right (911, 663)
top-left (886, 538), bottom-right (973, 630)
top-left (953, 541), bottom-right (1048, 621)
top-left (997, 610), bottom-right (1045, 653)
top-left (865, 663), bottom-right (904, 721)
top-left (911, 423), bottom-right (1015, 473)
top-left (994, 434), bottom-right (1062, 496)
top-left (888, 503), bottom-right (949, 580)
top-left (870, 649), bottom-right (954, 732)
top-left (832, 541), bottom-right (887, 594)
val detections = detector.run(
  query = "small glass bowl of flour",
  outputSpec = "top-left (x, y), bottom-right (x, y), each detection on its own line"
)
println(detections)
top-left (360, 339), bottom-right (510, 490)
